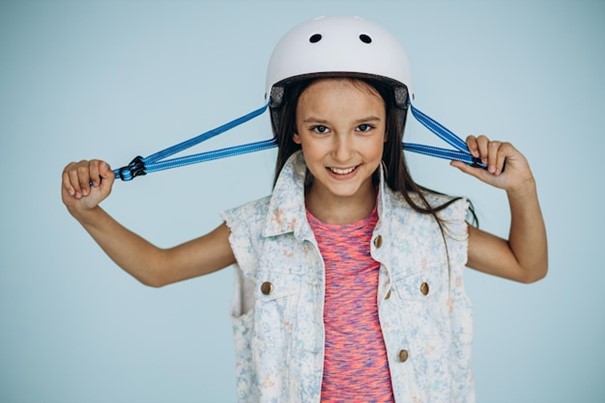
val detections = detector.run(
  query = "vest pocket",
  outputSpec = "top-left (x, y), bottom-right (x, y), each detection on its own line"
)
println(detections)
top-left (390, 271), bottom-right (442, 352)
top-left (255, 273), bottom-right (301, 302)
top-left (253, 272), bottom-right (302, 338)
top-left (230, 269), bottom-right (304, 401)
top-left (392, 271), bottom-right (439, 302)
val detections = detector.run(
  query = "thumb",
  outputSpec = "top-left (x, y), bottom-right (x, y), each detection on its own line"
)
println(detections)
top-left (98, 162), bottom-right (115, 187)
top-left (450, 160), bottom-right (488, 181)
top-left (450, 160), bottom-right (476, 176)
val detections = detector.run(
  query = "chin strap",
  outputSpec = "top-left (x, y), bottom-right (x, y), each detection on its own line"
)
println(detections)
top-left (404, 103), bottom-right (486, 168)
top-left (112, 101), bottom-right (485, 182)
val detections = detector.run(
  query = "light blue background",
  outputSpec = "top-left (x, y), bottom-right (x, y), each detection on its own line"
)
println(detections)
top-left (1, 0), bottom-right (603, 402)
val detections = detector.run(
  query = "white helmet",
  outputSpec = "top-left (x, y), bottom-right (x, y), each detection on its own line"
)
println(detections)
top-left (266, 16), bottom-right (413, 110)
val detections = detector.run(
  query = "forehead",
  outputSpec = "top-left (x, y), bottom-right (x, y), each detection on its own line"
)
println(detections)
top-left (298, 78), bottom-right (385, 111)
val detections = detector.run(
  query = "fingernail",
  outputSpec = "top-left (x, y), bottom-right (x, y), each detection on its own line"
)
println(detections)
top-left (489, 165), bottom-right (496, 174)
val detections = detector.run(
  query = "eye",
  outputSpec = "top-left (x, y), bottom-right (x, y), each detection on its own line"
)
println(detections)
top-left (312, 125), bottom-right (329, 134)
top-left (356, 124), bottom-right (374, 132)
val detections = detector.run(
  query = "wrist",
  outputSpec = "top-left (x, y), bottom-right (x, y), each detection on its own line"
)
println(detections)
top-left (68, 205), bottom-right (105, 226)
top-left (506, 176), bottom-right (538, 201)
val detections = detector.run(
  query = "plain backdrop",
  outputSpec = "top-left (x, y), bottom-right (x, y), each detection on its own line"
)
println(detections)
top-left (1, 0), bottom-right (604, 402)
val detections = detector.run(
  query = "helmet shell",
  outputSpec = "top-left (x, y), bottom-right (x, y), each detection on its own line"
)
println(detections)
top-left (265, 16), bottom-right (413, 107)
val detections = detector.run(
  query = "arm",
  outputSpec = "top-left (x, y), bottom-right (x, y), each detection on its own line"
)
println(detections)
top-left (62, 160), bottom-right (236, 287)
top-left (450, 136), bottom-right (548, 283)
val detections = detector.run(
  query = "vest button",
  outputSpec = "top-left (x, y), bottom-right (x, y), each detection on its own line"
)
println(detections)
top-left (398, 349), bottom-right (409, 362)
top-left (420, 282), bottom-right (430, 296)
top-left (373, 235), bottom-right (383, 248)
top-left (260, 281), bottom-right (273, 295)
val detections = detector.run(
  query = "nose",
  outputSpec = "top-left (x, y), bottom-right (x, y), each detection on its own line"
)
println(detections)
top-left (332, 134), bottom-right (353, 162)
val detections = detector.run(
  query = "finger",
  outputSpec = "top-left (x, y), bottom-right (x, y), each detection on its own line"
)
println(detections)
top-left (67, 165), bottom-right (83, 198)
top-left (496, 142), bottom-right (515, 175)
top-left (487, 141), bottom-right (501, 174)
top-left (476, 135), bottom-right (490, 164)
top-left (62, 171), bottom-right (74, 197)
top-left (98, 161), bottom-right (114, 179)
top-left (76, 161), bottom-right (92, 197)
top-left (89, 160), bottom-right (101, 187)
top-left (62, 163), bottom-right (77, 197)
top-left (98, 161), bottom-right (115, 190)
top-left (466, 135), bottom-right (479, 158)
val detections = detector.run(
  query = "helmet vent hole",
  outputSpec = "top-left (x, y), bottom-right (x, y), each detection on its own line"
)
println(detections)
top-left (309, 34), bottom-right (322, 43)
top-left (359, 34), bottom-right (372, 44)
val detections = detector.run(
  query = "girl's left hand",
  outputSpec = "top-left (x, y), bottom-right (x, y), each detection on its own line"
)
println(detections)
top-left (450, 135), bottom-right (535, 195)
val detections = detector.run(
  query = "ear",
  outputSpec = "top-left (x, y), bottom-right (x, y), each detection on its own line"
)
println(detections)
top-left (293, 132), bottom-right (302, 144)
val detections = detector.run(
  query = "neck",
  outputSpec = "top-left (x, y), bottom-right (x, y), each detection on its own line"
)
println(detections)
top-left (305, 183), bottom-right (377, 225)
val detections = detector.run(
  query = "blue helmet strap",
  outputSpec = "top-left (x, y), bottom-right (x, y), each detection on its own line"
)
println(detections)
top-left (113, 102), bottom-right (486, 182)
top-left (114, 104), bottom-right (273, 181)
top-left (404, 103), bottom-right (486, 169)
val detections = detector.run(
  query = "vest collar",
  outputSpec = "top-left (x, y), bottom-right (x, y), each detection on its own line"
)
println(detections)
top-left (262, 151), bottom-right (395, 238)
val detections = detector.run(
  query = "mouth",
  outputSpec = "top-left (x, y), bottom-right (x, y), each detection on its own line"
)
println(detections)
top-left (327, 166), bottom-right (358, 176)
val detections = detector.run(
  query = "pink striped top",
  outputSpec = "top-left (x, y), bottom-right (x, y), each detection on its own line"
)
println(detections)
top-left (307, 207), bottom-right (394, 402)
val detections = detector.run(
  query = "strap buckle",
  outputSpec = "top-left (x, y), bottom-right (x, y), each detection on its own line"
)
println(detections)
top-left (118, 156), bottom-right (146, 181)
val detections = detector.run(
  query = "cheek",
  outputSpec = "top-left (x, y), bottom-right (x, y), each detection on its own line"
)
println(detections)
top-left (298, 140), bottom-right (330, 169)
top-left (371, 135), bottom-right (386, 157)
top-left (299, 140), bottom-right (322, 161)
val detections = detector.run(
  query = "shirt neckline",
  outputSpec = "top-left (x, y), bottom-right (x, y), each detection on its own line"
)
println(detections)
top-left (305, 204), bottom-right (378, 229)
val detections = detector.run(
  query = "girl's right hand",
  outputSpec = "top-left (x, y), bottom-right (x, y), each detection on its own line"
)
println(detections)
top-left (62, 160), bottom-right (115, 215)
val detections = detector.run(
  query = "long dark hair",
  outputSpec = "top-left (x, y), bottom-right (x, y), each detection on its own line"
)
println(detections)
top-left (270, 76), bottom-right (477, 230)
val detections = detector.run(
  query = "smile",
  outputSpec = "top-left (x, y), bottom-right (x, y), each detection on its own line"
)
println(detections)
top-left (328, 166), bottom-right (358, 175)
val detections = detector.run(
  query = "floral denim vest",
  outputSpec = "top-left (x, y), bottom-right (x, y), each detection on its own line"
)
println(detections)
top-left (221, 152), bottom-right (475, 402)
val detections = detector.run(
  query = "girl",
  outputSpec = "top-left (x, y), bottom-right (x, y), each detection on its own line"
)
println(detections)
top-left (61, 16), bottom-right (547, 403)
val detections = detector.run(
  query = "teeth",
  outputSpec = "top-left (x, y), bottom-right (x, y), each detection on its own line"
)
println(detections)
top-left (329, 166), bottom-right (356, 175)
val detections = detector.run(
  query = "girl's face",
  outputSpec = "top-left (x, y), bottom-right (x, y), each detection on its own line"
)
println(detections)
top-left (294, 78), bottom-right (386, 206)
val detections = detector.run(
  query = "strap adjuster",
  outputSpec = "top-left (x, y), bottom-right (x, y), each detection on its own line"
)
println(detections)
top-left (118, 156), bottom-right (146, 181)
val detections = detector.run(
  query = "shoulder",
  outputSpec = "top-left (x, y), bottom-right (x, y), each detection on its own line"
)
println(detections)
top-left (223, 195), bottom-right (272, 217)
top-left (422, 193), bottom-right (470, 241)
top-left (425, 193), bottom-right (469, 222)
top-left (384, 188), bottom-right (469, 243)
top-left (385, 187), bottom-right (469, 221)
top-left (221, 195), bottom-right (271, 236)
top-left (220, 196), bottom-right (272, 277)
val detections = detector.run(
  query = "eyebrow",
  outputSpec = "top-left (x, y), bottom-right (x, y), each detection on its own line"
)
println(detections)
top-left (302, 116), bottom-right (382, 124)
